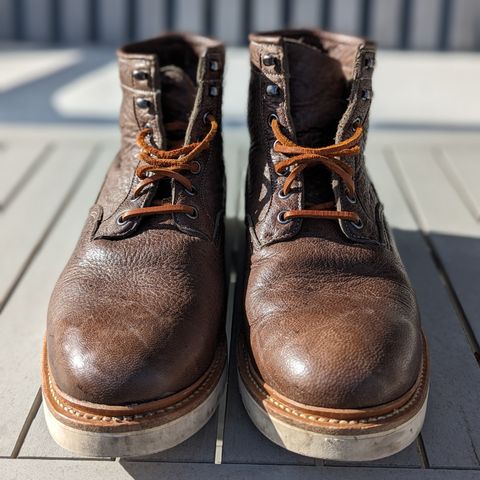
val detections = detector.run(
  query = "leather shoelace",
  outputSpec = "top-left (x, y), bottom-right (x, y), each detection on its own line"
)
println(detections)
top-left (120, 115), bottom-right (218, 222)
top-left (271, 117), bottom-right (363, 224)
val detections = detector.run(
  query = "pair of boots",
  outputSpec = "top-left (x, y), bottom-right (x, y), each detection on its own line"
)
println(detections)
top-left (42, 30), bottom-right (429, 462)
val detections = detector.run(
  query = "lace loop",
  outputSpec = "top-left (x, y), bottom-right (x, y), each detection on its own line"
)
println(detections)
top-left (119, 115), bottom-right (218, 222)
top-left (271, 117), bottom-right (362, 223)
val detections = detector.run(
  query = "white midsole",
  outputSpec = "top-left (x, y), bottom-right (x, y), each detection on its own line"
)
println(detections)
top-left (44, 366), bottom-right (227, 458)
top-left (239, 374), bottom-right (428, 461)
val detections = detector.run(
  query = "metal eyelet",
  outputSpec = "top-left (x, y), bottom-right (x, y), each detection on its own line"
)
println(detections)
top-left (209, 60), bottom-right (219, 71)
top-left (133, 70), bottom-right (148, 81)
top-left (364, 56), bottom-right (375, 69)
top-left (262, 54), bottom-right (276, 66)
top-left (203, 111), bottom-right (212, 124)
top-left (266, 84), bottom-right (280, 96)
top-left (345, 190), bottom-right (357, 204)
top-left (352, 116), bottom-right (362, 129)
top-left (190, 161), bottom-right (202, 174)
top-left (186, 207), bottom-right (198, 219)
top-left (208, 85), bottom-right (219, 97)
top-left (277, 165), bottom-right (289, 177)
top-left (351, 218), bottom-right (363, 229)
top-left (185, 185), bottom-right (197, 196)
top-left (116, 213), bottom-right (130, 225)
top-left (278, 189), bottom-right (292, 199)
top-left (361, 89), bottom-right (371, 101)
top-left (268, 113), bottom-right (278, 126)
top-left (277, 211), bottom-right (291, 224)
top-left (136, 98), bottom-right (151, 109)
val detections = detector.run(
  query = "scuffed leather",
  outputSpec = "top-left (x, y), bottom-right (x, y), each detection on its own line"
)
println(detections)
top-left (244, 29), bottom-right (423, 409)
top-left (46, 34), bottom-right (226, 405)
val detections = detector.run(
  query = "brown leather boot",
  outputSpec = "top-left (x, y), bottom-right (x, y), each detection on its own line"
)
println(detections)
top-left (238, 29), bottom-right (429, 461)
top-left (42, 34), bottom-right (227, 457)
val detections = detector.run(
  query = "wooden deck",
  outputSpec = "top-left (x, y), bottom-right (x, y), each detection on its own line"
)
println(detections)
top-left (0, 123), bottom-right (479, 478)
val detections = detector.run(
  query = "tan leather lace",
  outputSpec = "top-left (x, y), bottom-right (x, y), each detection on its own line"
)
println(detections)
top-left (271, 117), bottom-right (363, 223)
top-left (120, 115), bottom-right (218, 222)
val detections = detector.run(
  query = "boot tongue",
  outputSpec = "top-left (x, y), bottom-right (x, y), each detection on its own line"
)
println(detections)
top-left (150, 65), bottom-right (197, 205)
top-left (159, 65), bottom-right (197, 148)
top-left (284, 39), bottom-right (349, 207)
top-left (285, 39), bottom-right (349, 148)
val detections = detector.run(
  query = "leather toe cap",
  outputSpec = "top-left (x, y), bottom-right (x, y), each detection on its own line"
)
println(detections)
top-left (46, 231), bottom-right (224, 405)
top-left (47, 296), bottom-right (218, 404)
top-left (249, 295), bottom-right (422, 408)
top-left (245, 238), bottom-right (423, 409)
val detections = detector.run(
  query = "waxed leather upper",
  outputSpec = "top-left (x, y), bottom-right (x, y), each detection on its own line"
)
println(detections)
top-left (244, 29), bottom-right (423, 409)
top-left (46, 34), bottom-right (226, 405)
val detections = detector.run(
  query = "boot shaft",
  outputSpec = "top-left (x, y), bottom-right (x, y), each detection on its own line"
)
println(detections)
top-left (95, 33), bottom-right (226, 241)
top-left (246, 29), bottom-right (383, 246)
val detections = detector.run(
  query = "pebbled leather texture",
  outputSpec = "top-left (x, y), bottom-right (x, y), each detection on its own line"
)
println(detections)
top-left (46, 33), bottom-right (226, 405)
top-left (244, 29), bottom-right (423, 409)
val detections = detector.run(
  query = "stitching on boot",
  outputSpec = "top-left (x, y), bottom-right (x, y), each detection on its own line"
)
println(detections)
top-left (47, 352), bottom-right (223, 424)
top-left (243, 348), bottom-right (426, 425)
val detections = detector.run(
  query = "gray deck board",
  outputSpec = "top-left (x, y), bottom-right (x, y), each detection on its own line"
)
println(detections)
top-left (0, 128), bottom-right (479, 478)
top-left (0, 142), bottom-right (94, 309)
top-left (391, 144), bottom-right (480, 237)
top-left (369, 140), bottom-right (480, 468)
top-left (19, 401), bottom-right (111, 460)
top-left (2, 459), bottom-right (480, 480)
top-left (0, 141), bottom-right (49, 208)
top-left (439, 145), bottom-right (480, 222)
top-left (389, 142), bottom-right (480, 348)
top-left (0, 144), bottom-right (113, 456)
